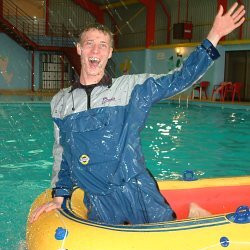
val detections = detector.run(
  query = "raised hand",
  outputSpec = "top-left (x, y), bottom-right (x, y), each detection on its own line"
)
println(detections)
top-left (207, 2), bottom-right (245, 46)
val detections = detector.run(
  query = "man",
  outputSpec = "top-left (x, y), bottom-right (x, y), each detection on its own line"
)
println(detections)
top-left (30, 3), bottom-right (245, 224)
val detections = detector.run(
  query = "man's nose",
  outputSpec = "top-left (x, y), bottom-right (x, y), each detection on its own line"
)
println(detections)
top-left (91, 44), bottom-right (99, 53)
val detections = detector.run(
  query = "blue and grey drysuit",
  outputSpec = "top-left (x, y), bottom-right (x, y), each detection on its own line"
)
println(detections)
top-left (51, 39), bottom-right (219, 225)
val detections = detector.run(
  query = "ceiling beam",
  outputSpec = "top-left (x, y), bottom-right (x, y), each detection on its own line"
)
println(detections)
top-left (73, 0), bottom-right (104, 23)
top-left (100, 0), bottom-right (139, 10)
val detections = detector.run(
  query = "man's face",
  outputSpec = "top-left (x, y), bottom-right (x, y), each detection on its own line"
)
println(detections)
top-left (77, 29), bottom-right (113, 77)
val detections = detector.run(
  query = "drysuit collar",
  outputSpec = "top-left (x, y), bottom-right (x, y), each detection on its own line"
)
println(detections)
top-left (70, 72), bottom-right (112, 92)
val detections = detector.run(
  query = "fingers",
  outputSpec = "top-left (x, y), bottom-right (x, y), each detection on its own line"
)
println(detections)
top-left (227, 3), bottom-right (245, 26)
top-left (233, 9), bottom-right (246, 24)
top-left (231, 6), bottom-right (245, 29)
top-left (225, 3), bottom-right (245, 30)
top-left (217, 5), bottom-right (224, 17)
top-left (234, 16), bottom-right (245, 29)
top-left (29, 202), bottom-right (59, 223)
top-left (29, 205), bottom-right (45, 223)
top-left (231, 5), bottom-right (245, 19)
top-left (227, 2), bottom-right (239, 16)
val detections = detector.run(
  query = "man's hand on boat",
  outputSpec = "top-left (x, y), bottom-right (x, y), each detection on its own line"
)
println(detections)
top-left (29, 196), bottom-right (63, 223)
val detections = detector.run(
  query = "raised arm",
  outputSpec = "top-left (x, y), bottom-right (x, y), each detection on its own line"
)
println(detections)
top-left (129, 2), bottom-right (245, 105)
top-left (207, 2), bottom-right (245, 46)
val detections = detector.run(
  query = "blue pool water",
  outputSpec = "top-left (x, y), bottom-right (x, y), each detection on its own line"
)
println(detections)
top-left (0, 101), bottom-right (250, 249)
top-left (142, 102), bottom-right (250, 179)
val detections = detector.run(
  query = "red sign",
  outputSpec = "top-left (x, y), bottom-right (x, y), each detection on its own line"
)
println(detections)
top-left (183, 23), bottom-right (193, 39)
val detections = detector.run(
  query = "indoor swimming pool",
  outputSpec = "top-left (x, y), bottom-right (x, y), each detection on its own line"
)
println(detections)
top-left (0, 101), bottom-right (250, 249)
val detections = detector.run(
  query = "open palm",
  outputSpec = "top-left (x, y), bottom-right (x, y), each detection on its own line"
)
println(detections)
top-left (208, 2), bottom-right (245, 46)
top-left (215, 3), bottom-right (245, 37)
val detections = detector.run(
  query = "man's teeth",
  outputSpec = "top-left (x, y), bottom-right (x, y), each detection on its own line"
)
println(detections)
top-left (89, 57), bottom-right (100, 63)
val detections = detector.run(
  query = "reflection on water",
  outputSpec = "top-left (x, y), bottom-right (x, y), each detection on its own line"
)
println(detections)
top-left (141, 102), bottom-right (250, 180)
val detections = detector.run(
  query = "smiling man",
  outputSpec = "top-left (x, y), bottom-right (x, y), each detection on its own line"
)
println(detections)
top-left (30, 3), bottom-right (245, 225)
top-left (77, 26), bottom-right (113, 82)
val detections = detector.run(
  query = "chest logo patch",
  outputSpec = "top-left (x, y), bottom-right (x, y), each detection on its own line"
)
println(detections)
top-left (79, 154), bottom-right (90, 165)
top-left (102, 97), bottom-right (116, 104)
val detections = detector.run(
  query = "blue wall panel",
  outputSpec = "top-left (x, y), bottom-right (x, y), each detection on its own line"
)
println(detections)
top-left (0, 33), bottom-right (31, 90)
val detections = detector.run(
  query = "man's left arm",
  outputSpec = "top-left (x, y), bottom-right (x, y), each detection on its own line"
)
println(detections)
top-left (134, 39), bottom-right (218, 105)
top-left (133, 2), bottom-right (245, 105)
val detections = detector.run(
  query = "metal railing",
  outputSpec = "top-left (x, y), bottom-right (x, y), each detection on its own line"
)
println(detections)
top-left (2, 0), bottom-right (80, 48)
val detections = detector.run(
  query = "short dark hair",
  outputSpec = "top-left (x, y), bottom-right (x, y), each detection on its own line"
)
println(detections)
top-left (79, 23), bottom-right (114, 48)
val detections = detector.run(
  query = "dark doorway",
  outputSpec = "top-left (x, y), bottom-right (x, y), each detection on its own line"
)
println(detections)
top-left (224, 50), bottom-right (250, 101)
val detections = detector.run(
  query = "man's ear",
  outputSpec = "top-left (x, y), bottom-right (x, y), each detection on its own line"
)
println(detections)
top-left (108, 48), bottom-right (113, 59)
top-left (76, 43), bottom-right (82, 56)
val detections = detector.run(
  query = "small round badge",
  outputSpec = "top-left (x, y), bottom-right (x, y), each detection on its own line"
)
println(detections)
top-left (79, 154), bottom-right (90, 165)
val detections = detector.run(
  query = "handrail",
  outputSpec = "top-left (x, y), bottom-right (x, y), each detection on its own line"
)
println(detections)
top-left (1, 0), bottom-right (80, 48)
top-left (3, 0), bottom-right (35, 35)
top-left (4, 0), bottom-right (35, 23)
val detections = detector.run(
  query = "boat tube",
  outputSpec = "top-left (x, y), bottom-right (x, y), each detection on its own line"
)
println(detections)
top-left (26, 176), bottom-right (250, 250)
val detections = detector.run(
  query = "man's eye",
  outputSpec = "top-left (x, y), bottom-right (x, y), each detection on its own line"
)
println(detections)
top-left (100, 43), bottom-right (107, 48)
top-left (86, 41), bottom-right (93, 47)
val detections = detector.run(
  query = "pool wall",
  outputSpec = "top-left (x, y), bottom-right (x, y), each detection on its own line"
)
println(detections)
top-left (1, 32), bottom-right (250, 98)
top-left (0, 33), bottom-right (40, 91)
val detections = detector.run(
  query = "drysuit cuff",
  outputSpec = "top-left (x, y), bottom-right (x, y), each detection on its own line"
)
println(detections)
top-left (52, 187), bottom-right (71, 198)
top-left (201, 39), bottom-right (220, 60)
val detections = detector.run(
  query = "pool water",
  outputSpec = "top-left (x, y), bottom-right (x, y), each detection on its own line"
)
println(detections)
top-left (142, 102), bottom-right (250, 179)
top-left (0, 102), bottom-right (250, 249)
top-left (0, 103), bottom-right (53, 250)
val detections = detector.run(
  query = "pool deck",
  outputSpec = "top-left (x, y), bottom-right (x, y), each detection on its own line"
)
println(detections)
top-left (168, 95), bottom-right (250, 109)
top-left (0, 90), bottom-right (56, 102)
top-left (0, 89), bottom-right (250, 107)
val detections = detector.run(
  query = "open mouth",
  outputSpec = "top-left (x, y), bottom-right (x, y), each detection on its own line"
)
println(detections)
top-left (89, 57), bottom-right (100, 67)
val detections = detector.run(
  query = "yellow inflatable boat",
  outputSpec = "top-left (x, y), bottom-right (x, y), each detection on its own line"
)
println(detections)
top-left (26, 176), bottom-right (250, 250)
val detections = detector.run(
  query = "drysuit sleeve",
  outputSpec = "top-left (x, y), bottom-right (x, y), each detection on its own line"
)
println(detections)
top-left (51, 124), bottom-right (73, 197)
top-left (133, 39), bottom-right (220, 105)
top-left (51, 123), bottom-right (62, 187)
top-left (50, 91), bottom-right (73, 197)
